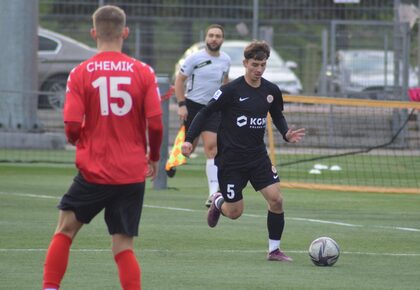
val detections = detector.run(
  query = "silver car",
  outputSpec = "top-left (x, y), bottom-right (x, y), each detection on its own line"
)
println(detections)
top-left (316, 49), bottom-right (418, 99)
top-left (174, 40), bottom-right (302, 94)
top-left (38, 27), bottom-right (97, 109)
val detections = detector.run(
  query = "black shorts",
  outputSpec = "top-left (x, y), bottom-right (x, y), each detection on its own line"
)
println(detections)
top-left (184, 99), bottom-right (221, 133)
top-left (58, 173), bottom-right (145, 237)
top-left (217, 155), bottom-right (280, 203)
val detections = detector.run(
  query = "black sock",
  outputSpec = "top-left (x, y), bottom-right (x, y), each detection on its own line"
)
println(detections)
top-left (267, 211), bottom-right (285, 240)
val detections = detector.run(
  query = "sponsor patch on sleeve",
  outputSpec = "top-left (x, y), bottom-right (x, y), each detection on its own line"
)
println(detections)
top-left (212, 89), bottom-right (222, 100)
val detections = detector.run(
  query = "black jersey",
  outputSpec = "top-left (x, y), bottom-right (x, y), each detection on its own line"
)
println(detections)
top-left (185, 76), bottom-right (289, 167)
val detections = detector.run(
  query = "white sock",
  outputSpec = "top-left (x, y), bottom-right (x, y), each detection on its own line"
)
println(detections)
top-left (269, 239), bottom-right (281, 253)
top-left (215, 195), bottom-right (224, 210)
top-left (206, 159), bottom-right (219, 196)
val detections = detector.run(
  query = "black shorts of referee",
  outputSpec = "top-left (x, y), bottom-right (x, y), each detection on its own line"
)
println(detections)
top-left (184, 98), bottom-right (221, 133)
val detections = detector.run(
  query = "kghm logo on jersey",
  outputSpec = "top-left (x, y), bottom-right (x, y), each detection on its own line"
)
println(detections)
top-left (267, 94), bottom-right (274, 103)
top-left (236, 115), bottom-right (267, 129)
top-left (236, 115), bottom-right (247, 127)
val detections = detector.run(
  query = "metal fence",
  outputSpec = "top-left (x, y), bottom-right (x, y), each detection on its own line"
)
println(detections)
top-left (2, 0), bottom-right (420, 194)
top-left (38, 0), bottom-right (408, 95)
top-left (1, 0), bottom-right (420, 151)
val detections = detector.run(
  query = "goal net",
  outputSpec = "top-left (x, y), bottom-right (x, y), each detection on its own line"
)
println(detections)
top-left (269, 95), bottom-right (420, 194)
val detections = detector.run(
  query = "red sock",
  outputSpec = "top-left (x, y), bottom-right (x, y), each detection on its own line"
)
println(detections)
top-left (114, 249), bottom-right (141, 290)
top-left (43, 233), bottom-right (72, 289)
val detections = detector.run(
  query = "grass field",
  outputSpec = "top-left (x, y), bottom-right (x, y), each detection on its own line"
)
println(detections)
top-left (1, 158), bottom-right (420, 290)
top-left (2, 148), bottom-right (420, 189)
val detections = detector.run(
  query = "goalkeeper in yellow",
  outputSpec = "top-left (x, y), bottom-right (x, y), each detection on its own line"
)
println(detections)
top-left (182, 41), bottom-right (305, 262)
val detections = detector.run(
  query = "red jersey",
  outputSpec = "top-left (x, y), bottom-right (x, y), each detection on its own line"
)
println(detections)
top-left (64, 51), bottom-right (162, 184)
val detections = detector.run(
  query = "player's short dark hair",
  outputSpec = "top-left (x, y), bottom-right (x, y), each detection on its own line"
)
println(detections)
top-left (244, 41), bottom-right (270, 61)
top-left (205, 24), bottom-right (224, 38)
top-left (92, 5), bottom-right (126, 41)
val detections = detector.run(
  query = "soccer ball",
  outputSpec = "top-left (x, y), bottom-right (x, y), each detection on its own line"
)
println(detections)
top-left (308, 237), bottom-right (340, 266)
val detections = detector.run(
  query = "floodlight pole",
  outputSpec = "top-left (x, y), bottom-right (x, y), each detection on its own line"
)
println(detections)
top-left (153, 76), bottom-right (170, 190)
top-left (418, 0), bottom-right (420, 85)
top-left (393, 0), bottom-right (401, 97)
top-left (0, 0), bottom-right (39, 130)
top-left (252, 0), bottom-right (259, 40)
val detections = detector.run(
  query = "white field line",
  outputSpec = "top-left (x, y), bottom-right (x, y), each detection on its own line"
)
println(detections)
top-left (1, 191), bottom-right (419, 233)
top-left (145, 204), bottom-right (195, 212)
top-left (0, 248), bottom-right (419, 257)
top-left (286, 217), bottom-right (362, 227)
top-left (0, 192), bottom-right (60, 200)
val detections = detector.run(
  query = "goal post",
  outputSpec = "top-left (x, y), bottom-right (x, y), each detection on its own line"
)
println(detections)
top-left (266, 113), bottom-right (276, 165)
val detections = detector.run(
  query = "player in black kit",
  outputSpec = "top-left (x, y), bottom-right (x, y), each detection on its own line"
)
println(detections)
top-left (181, 40), bottom-right (305, 262)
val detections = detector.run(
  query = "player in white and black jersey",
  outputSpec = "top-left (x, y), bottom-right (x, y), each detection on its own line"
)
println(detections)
top-left (182, 41), bottom-right (305, 262)
top-left (175, 24), bottom-right (231, 207)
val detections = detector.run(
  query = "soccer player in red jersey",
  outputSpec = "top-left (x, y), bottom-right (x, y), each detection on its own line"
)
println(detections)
top-left (42, 5), bottom-right (163, 290)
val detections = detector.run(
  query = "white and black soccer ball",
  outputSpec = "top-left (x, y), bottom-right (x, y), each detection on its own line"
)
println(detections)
top-left (308, 237), bottom-right (340, 266)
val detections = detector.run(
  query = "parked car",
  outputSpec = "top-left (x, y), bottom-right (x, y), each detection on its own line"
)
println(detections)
top-left (315, 49), bottom-right (418, 99)
top-left (38, 27), bottom-right (97, 109)
top-left (173, 40), bottom-right (302, 94)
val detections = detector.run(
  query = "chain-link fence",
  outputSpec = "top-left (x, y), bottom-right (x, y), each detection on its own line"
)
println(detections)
top-left (38, 0), bottom-right (403, 95)
top-left (1, 0), bottom-right (420, 152)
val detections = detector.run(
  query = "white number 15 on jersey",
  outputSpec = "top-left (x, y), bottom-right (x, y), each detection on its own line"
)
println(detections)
top-left (92, 76), bottom-right (133, 116)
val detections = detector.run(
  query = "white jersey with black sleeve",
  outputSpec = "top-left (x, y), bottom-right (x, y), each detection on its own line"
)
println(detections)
top-left (180, 49), bottom-right (231, 105)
